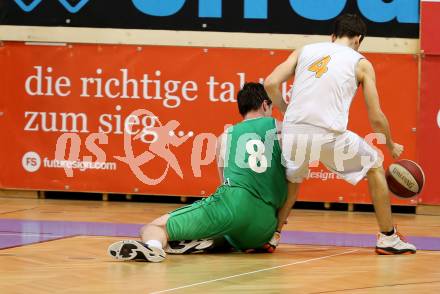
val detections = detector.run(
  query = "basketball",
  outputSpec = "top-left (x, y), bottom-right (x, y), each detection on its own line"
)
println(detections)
top-left (386, 159), bottom-right (426, 198)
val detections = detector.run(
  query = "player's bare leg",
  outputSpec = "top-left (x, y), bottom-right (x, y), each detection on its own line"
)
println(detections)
top-left (367, 167), bottom-right (393, 232)
top-left (140, 214), bottom-right (170, 247)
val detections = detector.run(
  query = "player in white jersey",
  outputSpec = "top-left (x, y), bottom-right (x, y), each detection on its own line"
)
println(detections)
top-left (264, 14), bottom-right (416, 255)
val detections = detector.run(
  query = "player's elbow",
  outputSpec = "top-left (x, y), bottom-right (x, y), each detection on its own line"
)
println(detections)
top-left (370, 120), bottom-right (382, 131)
top-left (369, 112), bottom-right (386, 129)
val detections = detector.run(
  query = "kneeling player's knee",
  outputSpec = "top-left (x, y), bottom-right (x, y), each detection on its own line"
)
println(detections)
top-left (139, 223), bottom-right (168, 238)
top-left (150, 214), bottom-right (170, 227)
top-left (139, 214), bottom-right (170, 235)
top-left (139, 224), bottom-right (150, 236)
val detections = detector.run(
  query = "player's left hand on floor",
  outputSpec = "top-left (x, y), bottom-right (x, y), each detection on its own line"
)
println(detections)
top-left (262, 231), bottom-right (281, 253)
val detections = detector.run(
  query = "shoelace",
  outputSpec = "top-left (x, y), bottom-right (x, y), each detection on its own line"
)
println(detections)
top-left (377, 226), bottom-right (408, 243)
top-left (396, 231), bottom-right (408, 243)
top-left (393, 225), bottom-right (409, 242)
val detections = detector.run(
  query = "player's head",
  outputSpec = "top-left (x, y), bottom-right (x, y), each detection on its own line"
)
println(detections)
top-left (237, 82), bottom-right (273, 117)
top-left (332, 14), bottom-right (367, 51)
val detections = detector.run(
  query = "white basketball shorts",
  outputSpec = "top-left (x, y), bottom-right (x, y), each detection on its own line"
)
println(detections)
top-left (282, 123), bottom-right (383, 185)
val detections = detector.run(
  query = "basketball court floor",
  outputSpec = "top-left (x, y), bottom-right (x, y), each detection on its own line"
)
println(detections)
top-left (1, 197), bottom-right (440, 293)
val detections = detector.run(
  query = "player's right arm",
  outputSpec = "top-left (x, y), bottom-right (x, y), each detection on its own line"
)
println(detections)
top-left (264, 49), bottom-right (301, 113)
top-left (356, 59), bottom-right (403, 159)
top-left (274, 120), bottom-right (300, 232)
top-left (276, 181), bottom-right (299, 232)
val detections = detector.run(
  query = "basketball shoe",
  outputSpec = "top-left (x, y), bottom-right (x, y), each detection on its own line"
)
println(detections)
top-left (165, 239), bottom-right (214, 254)
top-left (375, 227), bottom-right (416, 255)
top-left (108, 240), bottom-right (166, 262)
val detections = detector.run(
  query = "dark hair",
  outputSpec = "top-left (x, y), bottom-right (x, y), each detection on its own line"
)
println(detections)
top-left (333, 14), bottom-right (367, 43)
top-left (237, 82), bottom-right (272, 116)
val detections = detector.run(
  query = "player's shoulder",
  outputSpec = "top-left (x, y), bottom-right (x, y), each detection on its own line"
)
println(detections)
top-left (358, 57), bottom-right (372, 66)
top-left (356, 58), bottom-right (374, 72)
top-left (355, 58), bottom-right (375, 83)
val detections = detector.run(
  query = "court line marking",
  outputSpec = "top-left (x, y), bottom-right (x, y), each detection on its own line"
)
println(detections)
top-left (309, 280), bottom-right (440, 293)
top-left (150, 249), bottom-right (360, 294)
top-left (0, 207), bottom-right (38, 215)
top-left (0, 235), bottom-right (78, 250)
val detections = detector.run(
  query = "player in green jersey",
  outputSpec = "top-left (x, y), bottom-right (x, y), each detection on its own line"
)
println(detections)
top-left (108, 83), bottom-right (297, 262)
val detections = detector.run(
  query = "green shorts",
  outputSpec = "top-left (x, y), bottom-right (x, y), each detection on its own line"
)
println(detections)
top-left (166, 185), bottom-right (277, 250)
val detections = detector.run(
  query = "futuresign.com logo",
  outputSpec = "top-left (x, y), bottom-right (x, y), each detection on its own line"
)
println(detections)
top-left (22, 151), bottom-right (42, 173)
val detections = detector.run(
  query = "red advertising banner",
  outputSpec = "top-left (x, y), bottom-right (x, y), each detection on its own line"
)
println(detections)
top-left (0, 42), bottom-right (418, 205)
top-left (421, 0), bottom-right (440, 55)
top-left (418, 56), bottom-right (440, 205)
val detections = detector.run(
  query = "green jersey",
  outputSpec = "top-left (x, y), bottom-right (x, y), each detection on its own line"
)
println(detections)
top-left (167, 117), bottom-right (285, 250)
top-left (223, 117), bottom-right (287, 209)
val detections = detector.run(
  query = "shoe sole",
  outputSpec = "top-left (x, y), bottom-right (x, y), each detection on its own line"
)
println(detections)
top-left (165, 239), bottom-right (214, 254)
top-left (375, 247), bottom-right (416, 255)
top-left (108, 240), bottom-right (166, 262)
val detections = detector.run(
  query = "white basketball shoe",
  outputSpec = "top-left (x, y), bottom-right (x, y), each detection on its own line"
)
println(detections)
top-left (375, 228), bottom-right (416, 255)
top-left (108, 240), bottom-right (166, 262)
top-left (165, 239), bottom-right (214, 254)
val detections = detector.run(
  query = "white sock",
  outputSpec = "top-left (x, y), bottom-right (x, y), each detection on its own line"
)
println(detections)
top-left (146, 240), bottom-right (163, 249)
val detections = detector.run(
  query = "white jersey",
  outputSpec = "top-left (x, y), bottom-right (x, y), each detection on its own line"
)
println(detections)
top-left (284, 42), bottom-right (365, 133)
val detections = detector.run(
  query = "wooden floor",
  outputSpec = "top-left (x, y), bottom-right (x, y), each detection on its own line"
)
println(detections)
top-left (1, 197), bottom-right (440, 293)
